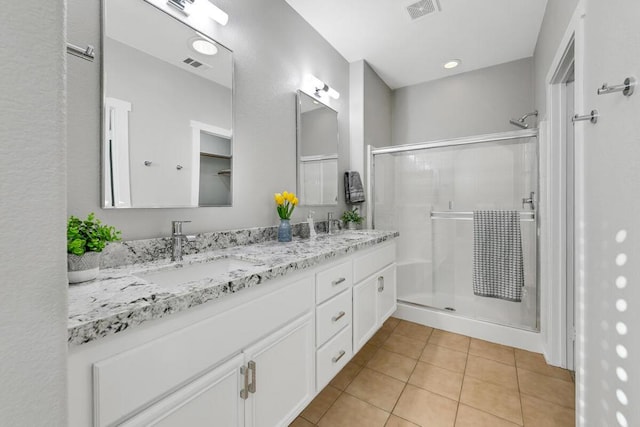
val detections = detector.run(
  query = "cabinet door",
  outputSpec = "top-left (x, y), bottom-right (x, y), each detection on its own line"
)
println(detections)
top-left (120, 354), bottom-right (244, 427)
top-left (244, 312), bottom-right (315, 427)
top-left (353, 276), bottom-right (378, 353)
top-left (377, 264), bottom-right (397, 324)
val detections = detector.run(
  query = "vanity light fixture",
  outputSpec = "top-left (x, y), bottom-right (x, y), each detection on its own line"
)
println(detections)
top-left (307, 74), bottom-right (340, 100)
top-left (444, 59), bottom-right (461, 69)
top-left (167, 0), bottom-right (229, 26)
top-left (191, 38), bottom-right (218, 56)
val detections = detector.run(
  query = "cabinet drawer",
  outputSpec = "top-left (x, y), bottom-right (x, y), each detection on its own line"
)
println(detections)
top-left (353, 242), bottom-right (395, 283)
top-left (316, 326), bottom-right (352, 391)
top-left (316, 260), bottom-right (353, 303)
top-left (316, 289), bottom-right (352, 346)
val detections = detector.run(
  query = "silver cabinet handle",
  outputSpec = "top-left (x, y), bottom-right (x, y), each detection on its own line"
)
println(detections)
top-left (332, 311), bottom-right (346, 322)
top-left (240, 365), bottom-right (249, 400)
top-left (377, 276), bottom-right (384, 292)
top-left (332, 350), bottom-right (346, 363)
top-left (240, 360), bottom-right (256, 399)
top-left (332, 277), bottom-right (346, 286)
top-left (248, 360), bottom-right (256, 394)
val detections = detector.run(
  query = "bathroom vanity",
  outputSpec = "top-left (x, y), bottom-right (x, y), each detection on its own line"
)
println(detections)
top-left (68, 230), bottom-right (397, 427)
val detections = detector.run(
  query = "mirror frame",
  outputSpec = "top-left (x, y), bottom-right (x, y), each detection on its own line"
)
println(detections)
top-left (100, 0), bottom-right (234, 209)
top-left (295, 90), bottom-right (339, 207)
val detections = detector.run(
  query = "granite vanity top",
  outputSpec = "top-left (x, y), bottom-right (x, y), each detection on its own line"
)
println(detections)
top-left (68, 230), bottom-right (398, 346)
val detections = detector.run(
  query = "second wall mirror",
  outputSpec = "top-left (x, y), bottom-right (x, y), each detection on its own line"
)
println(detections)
top-left (296, 91), bottom-right (339, 206)
top-left (102, 0), bottom-right (233, 208)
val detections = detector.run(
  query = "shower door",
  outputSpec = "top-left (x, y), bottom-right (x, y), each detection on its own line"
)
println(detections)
top-left (372, 132), bottom-right (539, 331)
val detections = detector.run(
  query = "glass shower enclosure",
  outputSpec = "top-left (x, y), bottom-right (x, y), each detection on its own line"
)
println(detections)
top-left (370, 130), bottom-right (539, 331)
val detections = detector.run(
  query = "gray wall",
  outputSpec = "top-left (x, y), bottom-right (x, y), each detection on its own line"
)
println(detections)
top-left (68, 0), bottom-right (350, 239)
top-left (533, 0), bottom-right (580, 118)
top-left (363, 61), bottom-right (392, 149)
top-left (0, 1), bottom-right (68, 424)
top-left (392, 58), bottom-right (535, 145)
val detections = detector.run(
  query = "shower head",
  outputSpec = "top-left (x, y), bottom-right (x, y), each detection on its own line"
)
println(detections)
top-left (509, 118), bottom-right (530, 129)
top-left (509, 110), bottom-right (538, 129)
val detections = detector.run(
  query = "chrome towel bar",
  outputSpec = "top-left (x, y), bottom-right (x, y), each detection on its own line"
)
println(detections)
top-left (430, 211), bottom-right (536, 222)
top-left (66, 42), bottom-right (95, 61)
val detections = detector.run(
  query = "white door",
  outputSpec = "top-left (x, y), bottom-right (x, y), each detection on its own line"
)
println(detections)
top-left (353, 276), bottom-right (378, 352)
top-left (580, 0), bottom-right (640, 425)
top-left (377, 265), bottom-right (397, 324)
top-left (243, 313), bottom-right (315, 427)
top-left (120, 354), bottom-right (244, 427)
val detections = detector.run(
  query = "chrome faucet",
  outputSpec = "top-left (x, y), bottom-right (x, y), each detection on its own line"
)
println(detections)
top-left (171, 221), bottom-right (196, 262)
top-left (327, 212), bottom-right (342, 234)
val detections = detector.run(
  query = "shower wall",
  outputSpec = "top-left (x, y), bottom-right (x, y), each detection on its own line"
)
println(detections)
top-left (392, 57), bottom-right (534, 145)
top-left (374, 136), bottom-right (538, 330)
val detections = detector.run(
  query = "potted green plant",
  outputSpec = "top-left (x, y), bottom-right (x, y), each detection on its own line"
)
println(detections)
top-left (67, 213), bottom-right (121, 284)
top-left (341, 207), bottom-right (364, 230)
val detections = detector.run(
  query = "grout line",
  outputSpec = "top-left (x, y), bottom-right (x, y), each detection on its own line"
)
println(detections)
top-left (515, 356), bottom-right (525, 426)
top-left (452, 344), bottom-right (470, 426)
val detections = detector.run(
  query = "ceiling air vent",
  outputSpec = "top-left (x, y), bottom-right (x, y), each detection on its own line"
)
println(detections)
top-left (183, 57), bottom-right (203, 68)
top-left (406, 0), bottom-right (441, 20)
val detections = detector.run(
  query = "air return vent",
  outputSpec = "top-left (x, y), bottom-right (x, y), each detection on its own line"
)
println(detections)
top-left (406, 0), bottom-right (441, 20)
top-left (183, 57), bottom-right (203, 68)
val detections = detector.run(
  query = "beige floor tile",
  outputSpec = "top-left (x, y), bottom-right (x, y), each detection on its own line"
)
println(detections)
top-left (460, 376), bottom-right (523, 425)
top-left (367, 348), bottom-right (417, 382)
top-left (385, 415), bottom-right (419, 427)
top-left (393, 320), bottom-right (433, 342)
top-left (454, 404), bottom-right (519, 427)
top-left (330, 361), bottom-right (362, 391)
top-left (518, 369), bottom-right (575, 409)
top-left (300, 385), bottom-right (341, 423)
top-left (352, 343), bottom-right (379, 366)
top-left (381, 317), bottom-right (401, 332)
top-left (469, 339), bottom-right (515, 366)
top-left (383, 333), bottom-right (426, 359)
top-left (345, 367), bottom-right (406, 412)
top-left (393, 384), bottom-right (458, 427)
top-left (514, 349), bottom-right (573, 382)
top-left (465, 355), bottom-right (518, 391)
top-left (408, 361), bottom-right (463, 401)
top-left (429, 330), bottom-right (470, 353)
top-left (521, 394), bottom-right (575, 427)
top-left (317, 393), bottom-right (390, 427)
top-left (420, 344), bottom-right (468, 373)
top-left (289, 416), bottom-right (316, 427)
top-left (369, 328), bottom-right (393, 347)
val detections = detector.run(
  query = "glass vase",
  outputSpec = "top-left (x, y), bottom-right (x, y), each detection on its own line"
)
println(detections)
top-left (278, 218), bottom-right (292, 242)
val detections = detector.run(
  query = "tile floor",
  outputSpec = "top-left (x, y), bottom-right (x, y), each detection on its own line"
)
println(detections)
top-left (290, 318), bottom-right (575, 427)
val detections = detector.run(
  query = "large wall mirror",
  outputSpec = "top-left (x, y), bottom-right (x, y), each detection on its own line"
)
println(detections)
top-left (102, 0), bottom-right (233, 208)
top-left (296, 91), bottom-right (339, 206)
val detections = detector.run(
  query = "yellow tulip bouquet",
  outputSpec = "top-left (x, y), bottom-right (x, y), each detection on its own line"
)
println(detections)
top-left (274, 191), bottom-right (298, 220)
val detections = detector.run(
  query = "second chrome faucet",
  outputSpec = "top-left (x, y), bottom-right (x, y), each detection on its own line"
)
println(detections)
top-left (171, 220), bottom-right (196, 261)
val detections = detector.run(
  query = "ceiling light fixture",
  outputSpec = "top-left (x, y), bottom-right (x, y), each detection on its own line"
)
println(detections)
top-left (191, 38), bottom-right (218, 56)
top-left (444, 59), bottom-right (461, 69)
top-left (167, 0), bottom-right (228, 26)
top-left (307, 74), bottom-right (340, 100)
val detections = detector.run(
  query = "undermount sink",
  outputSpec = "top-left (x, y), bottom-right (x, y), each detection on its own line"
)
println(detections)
top-left (135, 257), bottom-right (260, 288)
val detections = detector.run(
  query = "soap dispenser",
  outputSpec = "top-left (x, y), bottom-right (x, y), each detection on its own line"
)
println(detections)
top-left (307, 211), bottom-right (317, 239)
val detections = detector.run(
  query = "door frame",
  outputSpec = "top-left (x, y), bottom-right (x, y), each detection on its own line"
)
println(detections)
top-left (541, 1), bottom-right (586, 369)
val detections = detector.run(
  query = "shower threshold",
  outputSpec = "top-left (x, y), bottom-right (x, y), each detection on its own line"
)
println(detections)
top-left (397, 298), bottom-right (539, 333)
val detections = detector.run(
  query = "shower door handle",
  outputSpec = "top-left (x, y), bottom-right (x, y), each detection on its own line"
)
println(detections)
top-left (522, 192), bottom-right (535, 210)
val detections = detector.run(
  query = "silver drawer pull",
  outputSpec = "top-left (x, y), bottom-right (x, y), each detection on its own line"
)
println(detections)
top-left (332, 350), bottom-right (346, 363)
top-left (377, 276), bottom-right (384, 292)
top-left (332, 311), bottom-right (346, 322)
top-left (332, 277), bottom-right (346, 286)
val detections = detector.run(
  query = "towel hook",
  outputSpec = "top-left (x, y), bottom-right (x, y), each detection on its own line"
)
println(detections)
top-left (66, 42), bottom-right (95, 62)
top-left (572, 110), bottom-right (599, 124)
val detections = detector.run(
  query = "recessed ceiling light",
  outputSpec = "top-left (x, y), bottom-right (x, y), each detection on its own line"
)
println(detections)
top-left (444, 59), bottom-right (461, 69)
top-left (191, 39), bottom-right (218, 56)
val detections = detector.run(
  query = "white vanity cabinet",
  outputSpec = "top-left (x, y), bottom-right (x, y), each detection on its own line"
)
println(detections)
top-left (352, 243), bottom-right (397, 353)
top-left (68, 239), bottom-right (396, 427)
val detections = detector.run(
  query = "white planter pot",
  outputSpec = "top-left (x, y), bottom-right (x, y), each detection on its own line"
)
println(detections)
top-left (347, 222), bottom-right (357, 230)
top-left (68, 252), bottom-right (101, 284)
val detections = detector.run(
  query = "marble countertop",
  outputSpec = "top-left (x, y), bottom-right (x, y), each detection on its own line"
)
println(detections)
top-left (68, 230), bottom-right (398, 346)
